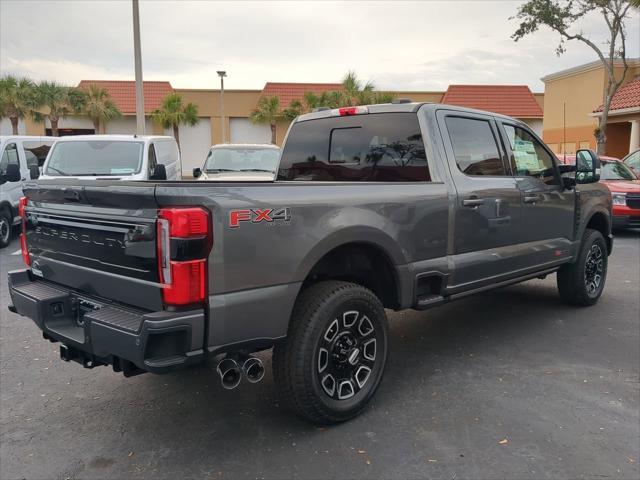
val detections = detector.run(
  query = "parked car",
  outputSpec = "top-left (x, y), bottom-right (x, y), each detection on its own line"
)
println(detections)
top-left (9, 103), bottom-right (612, 424)
top-left (0, 135), bottom-right (55, 248)
top-left (40, 135), bottom-right (181, 181)
top-left (558, 154), bottom-right (639, 229)
top-left (622, 149), bottom-right (640, 175)
top-left (192, 143), bottom-right (280, 181)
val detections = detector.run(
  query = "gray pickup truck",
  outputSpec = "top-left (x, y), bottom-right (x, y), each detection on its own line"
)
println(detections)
top-left (8, 102), bottom-right (612, 424)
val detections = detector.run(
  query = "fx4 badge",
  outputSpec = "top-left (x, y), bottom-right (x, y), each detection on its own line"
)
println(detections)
top-left (229, 208), bottom-right (291, 228)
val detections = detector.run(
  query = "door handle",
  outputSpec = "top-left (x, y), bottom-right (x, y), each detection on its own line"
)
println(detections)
top-left (523, 194), bottom-right (541, 204)
top-left (462, 198), bottom-right (485, 208)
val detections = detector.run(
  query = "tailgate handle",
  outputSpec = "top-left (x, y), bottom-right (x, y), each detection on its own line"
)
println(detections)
top-left (63, 189), bottom-right (82, 202)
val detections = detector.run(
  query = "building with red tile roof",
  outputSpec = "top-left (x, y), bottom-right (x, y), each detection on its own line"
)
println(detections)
top-left (593, 77), bottom-right (640, 113)
top-left (541, 59), bottom-right (640, 159)
top-left (77, 80), bottom-right (174, 114)
top-left (261, 82), bottom-right (343, 109)
top-left (441, 85), bottom-right (543, 118)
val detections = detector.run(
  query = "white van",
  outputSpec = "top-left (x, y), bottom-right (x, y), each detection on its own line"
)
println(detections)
top-left (0, 135), bottom-right (56, 248)
top-left (40, 135), bottom-right (181, 181)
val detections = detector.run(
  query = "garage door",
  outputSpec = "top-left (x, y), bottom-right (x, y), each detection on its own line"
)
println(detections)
top-left (166, 118), bottom-right (212, 175)
top-left (230, 118), bottom-right (271, 144)
top-left (105, 117), bottom-right (154, 135)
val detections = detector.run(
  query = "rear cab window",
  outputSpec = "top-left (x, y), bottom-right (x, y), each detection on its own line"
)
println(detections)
top-left (277, 113), bottom-right (430, 182)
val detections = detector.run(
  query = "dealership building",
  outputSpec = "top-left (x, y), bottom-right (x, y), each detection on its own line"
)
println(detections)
top-left (2, 58), bottom-right (638, 175)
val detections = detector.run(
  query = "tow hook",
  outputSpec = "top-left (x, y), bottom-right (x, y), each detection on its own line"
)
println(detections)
top-left (60, 344), bottom-right (99, 368)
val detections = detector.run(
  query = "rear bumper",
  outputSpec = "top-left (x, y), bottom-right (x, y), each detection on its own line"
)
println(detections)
top-left (8, 269), bottom-right (205, 375)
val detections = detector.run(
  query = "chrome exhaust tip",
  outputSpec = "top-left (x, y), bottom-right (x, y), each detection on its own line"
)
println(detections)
top-left (216, 357), bottom-right (242, 390)
top-left (242, 356), bottom-right (265, 384)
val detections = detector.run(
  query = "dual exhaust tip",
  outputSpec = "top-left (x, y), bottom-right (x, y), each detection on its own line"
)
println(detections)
top-left (216, 355), bottom-right (265, 390)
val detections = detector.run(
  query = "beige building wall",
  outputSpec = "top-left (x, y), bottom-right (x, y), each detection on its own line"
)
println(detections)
top-left (542, 60), bottom-right (640, 154)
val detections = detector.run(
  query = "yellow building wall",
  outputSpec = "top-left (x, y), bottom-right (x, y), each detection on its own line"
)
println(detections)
top-left (542, 62), bottom-right (640, 154)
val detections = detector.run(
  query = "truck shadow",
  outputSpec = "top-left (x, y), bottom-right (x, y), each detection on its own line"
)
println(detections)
top-left (110, 279), bottom-right (575, 433)
top-left (31, 276), bottom-right (625, 478)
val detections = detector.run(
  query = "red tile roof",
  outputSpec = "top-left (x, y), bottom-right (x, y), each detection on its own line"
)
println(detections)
top-left (77, 80), bottom-right (174, 114)
top-left (593, 77), bottom-right (640, 112)
top-left (441, 85), bottom-right (543, 118)
top-left (261, 82), bottom-right (343, 109)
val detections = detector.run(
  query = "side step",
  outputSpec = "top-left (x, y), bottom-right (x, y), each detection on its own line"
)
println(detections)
top-left (414, 294), bottom-right (446, 310)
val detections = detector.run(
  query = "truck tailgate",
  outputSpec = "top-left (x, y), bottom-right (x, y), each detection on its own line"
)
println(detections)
top-left (22, 181), bottom-right (162, 311)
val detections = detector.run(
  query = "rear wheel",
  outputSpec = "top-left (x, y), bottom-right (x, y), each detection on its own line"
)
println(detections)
top-left (557, 228), bottom-right (608, 306)
top-left (0, 210), bottom-right (12, 249)
top-left (273, 281), bottom-right (388, 424)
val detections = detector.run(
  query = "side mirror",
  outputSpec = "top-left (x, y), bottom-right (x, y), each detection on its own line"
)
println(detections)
top-left (192, 167), bottom-right (202, 178)
top-left (575, 149), bottom-right (601, 184)
top-left (29, 165), bottom-right (40, 180)
top-left (4, 163), bottom-right (21, 182)
top-left (150, 164), bottom-right (167, 181)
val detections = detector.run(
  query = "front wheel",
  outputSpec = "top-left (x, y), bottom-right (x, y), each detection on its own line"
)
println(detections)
top-left (0, 210), bottom-right (12, 249)
top-left (557, 228), bottom-right (608, 306)
top-left (273, 281), bottom-right (388, 424)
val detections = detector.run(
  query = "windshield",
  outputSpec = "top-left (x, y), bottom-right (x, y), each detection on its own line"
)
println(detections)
top-left (45, 141), bottom-right (144, 176)
top-left (204, 148), bottom-right (280, 173)
top-left (601, 161), bottom-right (637, 181)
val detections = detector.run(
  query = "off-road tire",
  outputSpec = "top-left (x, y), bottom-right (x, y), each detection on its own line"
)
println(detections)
top-left (557, 228), bottom-right (608, 306)
top-left (273, 281), bottom-right (388, 425)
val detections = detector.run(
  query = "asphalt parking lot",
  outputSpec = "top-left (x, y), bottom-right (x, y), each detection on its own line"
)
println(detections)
top-left (1, 231), bottom-right (638, 480)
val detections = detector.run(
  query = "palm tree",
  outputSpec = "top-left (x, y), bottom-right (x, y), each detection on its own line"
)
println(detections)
top-left (151, 93), bottom-right (199, 149)
top-left (250, 96), bottom-right (280, 144)
top-left (0, 75), bottom-right (36, 134)
top-left (32, 81), bottom-right (84, 136)
top-left (81, 84), bottom-right (121, 134)
top-left (282, 100), bottom-right (304, 121)
top-left (298, 72), bottom-right (395, 114)
top-left (342, 71), bottom-right (374, 106)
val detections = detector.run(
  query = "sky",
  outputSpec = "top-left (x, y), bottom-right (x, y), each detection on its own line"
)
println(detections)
top-left (1, 1), bottom-right (638, 93)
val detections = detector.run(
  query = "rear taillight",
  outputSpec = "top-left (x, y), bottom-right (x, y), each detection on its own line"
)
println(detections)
top-left (157, 207), bottom-right (211, 306)
top-left (18, 197), bottom-right (30, 267)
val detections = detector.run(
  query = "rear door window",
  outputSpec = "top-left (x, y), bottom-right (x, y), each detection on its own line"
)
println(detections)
top-left (278, 113), bottom-right (430, 182)
top-left (444, 116), bottom-right (506, 176)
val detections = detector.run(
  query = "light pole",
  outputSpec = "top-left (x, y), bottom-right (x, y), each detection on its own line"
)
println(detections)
top-left (132, 0), bottom-right (145, 135)
top-left (217, 71), bottom-right (227, 143)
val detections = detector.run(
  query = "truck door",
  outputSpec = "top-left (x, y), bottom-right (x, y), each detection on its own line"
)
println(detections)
top-left (497, 121), bottom-right (575, 265)
top-left (437, 110), bottom-right (523, 292)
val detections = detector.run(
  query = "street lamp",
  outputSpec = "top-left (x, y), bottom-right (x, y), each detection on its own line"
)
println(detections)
top-left (132, 0), bottom-right (145, 135)
top-left (217, 71), bottom-right (227, 143)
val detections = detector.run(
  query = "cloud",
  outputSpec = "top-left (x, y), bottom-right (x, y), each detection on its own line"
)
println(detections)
top-left (1, 0), bottom-right (638, 91)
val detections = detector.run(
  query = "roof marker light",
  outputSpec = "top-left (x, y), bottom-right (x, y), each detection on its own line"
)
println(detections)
top-left (332, 106), bottom-right (369, 117)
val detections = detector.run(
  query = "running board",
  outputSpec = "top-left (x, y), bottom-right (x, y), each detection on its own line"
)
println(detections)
top-left (414, 294), bottom-right (446, 310)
